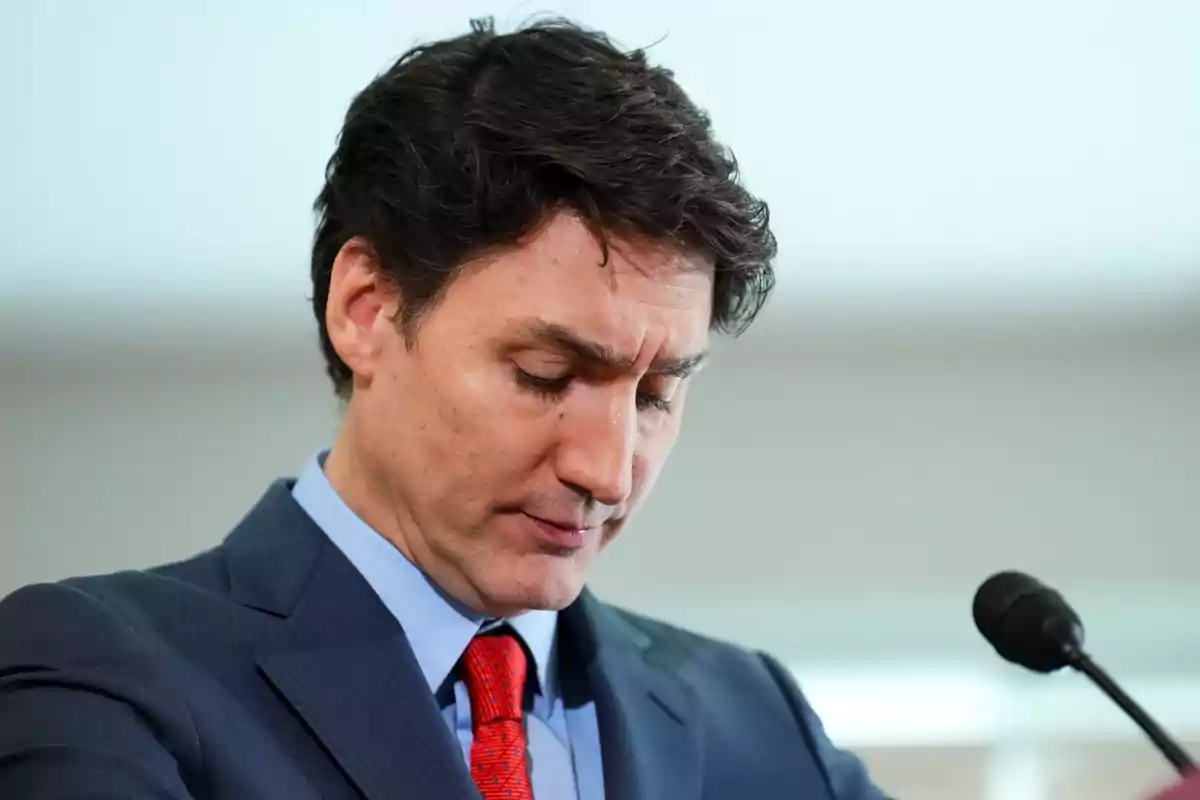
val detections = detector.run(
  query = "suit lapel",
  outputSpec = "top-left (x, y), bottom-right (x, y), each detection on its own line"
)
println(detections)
top-left (226, 482), bottom-right (706, 800)
top-left (563, 591), bottom-right (705, 800)
top-left (226, 482), bottom-right (479, 800)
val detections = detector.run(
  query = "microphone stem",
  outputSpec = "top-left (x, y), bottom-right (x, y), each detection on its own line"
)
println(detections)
top-left (1070, 651), bottom-right (1196, 775)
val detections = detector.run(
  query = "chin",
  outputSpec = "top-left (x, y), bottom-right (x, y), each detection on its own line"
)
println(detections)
top-left (487, 559), bottom-right (586, 613)
top-left (525, 588), bottom-right (581, 612)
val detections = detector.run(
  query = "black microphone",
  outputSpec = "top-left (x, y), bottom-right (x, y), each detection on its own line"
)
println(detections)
top-left (973, 570), bottom-right (1196, 775)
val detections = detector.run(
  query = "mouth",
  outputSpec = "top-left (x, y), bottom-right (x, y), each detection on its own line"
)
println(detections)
top-left (520, 511), bottom-right (593, 551)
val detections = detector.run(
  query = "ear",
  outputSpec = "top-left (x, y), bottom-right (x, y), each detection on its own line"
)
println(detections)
top-left (324, 237), bottom-right (402, 390)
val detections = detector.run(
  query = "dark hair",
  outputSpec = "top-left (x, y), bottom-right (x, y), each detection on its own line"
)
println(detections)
top-left (311, 17), bottom-right (776, 399)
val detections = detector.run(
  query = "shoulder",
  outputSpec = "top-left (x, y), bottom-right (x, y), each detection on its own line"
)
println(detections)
top-left (602, 602), bottom-right (790, 692)
top-left (600, 602), bottom-right (892, 800)
top-left (0, 545), bottom-right (238, 665)
top-left (0, 572), bottom-right (212, 776)
top-left (0, 579), bottom-right (140, 661)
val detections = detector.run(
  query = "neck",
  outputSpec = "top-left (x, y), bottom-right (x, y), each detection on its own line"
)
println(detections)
top-left (322, 428), bottom-right (417, 566)
top-left (321, 425), bottom-right (520, 619)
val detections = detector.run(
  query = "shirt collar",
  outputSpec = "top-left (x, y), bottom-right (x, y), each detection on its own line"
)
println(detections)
top-left (290, 450), bottom-right (559, 700)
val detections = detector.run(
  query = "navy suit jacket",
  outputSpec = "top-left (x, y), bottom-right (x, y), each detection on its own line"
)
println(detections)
top-left (0, 479), bottom-right (889, 799)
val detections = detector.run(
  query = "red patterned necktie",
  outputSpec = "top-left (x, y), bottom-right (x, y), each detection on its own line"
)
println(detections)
top-left (462, 632), bottom-right (535, 800)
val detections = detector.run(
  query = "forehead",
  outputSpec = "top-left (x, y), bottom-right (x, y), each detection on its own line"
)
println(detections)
top-left (447, 212), bottom-right (714, 352)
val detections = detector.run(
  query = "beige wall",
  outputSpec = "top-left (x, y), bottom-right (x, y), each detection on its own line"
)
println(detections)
top-left (5, 313), bottom-right (1199, 799)
top-left (7, 315), bottom-right (1198, 672)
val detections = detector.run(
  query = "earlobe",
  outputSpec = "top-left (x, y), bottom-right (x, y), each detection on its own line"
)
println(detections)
top-left (324, 238), bottom-right (399, 388)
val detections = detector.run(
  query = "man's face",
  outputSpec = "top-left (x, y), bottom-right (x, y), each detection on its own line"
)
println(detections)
top-left (327, 211), bottom-right (713, 616)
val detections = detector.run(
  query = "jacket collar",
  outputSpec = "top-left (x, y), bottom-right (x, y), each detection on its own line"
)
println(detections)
top-left (222, 480), bottom-right (704, 800)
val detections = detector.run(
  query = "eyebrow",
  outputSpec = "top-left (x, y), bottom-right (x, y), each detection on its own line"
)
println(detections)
top-left (517, 320), bottom-right (709, 379)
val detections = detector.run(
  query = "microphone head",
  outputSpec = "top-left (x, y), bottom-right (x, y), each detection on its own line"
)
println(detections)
top-left (972, 570), bottom-right (1086, 673)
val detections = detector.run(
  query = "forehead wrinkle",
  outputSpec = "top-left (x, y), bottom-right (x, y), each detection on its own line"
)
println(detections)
top-left (516, 319), bottom-right (707, 378)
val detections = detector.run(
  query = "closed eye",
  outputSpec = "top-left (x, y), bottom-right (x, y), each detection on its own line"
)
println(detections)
top-left (635, 393), bottom-right (672, 412)
top-left (513, 367), bottom-right (571, 395)
top-left (512, 368), bottom-right (673, 413)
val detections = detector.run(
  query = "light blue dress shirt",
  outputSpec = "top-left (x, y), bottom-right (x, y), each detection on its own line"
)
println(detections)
top-left (292, 451), bottom-right (605, 800)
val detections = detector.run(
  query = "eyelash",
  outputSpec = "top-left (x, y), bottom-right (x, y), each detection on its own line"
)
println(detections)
top-left (513, 368), bottom-right (673, 413)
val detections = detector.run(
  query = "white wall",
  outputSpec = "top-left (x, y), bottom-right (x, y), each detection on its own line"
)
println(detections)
top-left (4, 0), bottom-right (1200, 309)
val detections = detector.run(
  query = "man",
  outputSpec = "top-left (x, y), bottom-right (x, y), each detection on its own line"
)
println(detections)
top-left (0, 18), bottom-right (890, 800)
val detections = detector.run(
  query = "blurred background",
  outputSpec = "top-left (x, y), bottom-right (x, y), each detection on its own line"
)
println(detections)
top-left (2, 1), bottom-right (1199, 797)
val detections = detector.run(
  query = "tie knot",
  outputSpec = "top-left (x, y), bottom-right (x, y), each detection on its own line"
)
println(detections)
top-left (462, 632), bottom-right (527, 726)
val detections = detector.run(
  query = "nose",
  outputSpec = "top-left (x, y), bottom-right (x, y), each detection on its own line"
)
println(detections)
top-left (554, 389), bottom-right (637, 508)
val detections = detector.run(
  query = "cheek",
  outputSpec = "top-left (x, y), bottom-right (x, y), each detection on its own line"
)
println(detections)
top-left (637, 394), bottom-right (686, 456)
top-left (631, 426), bottom-right (680, 498)
top-left (420, 343), bottom-right (504, 434)
top-left (428, 359), bottom-right (549, 479)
